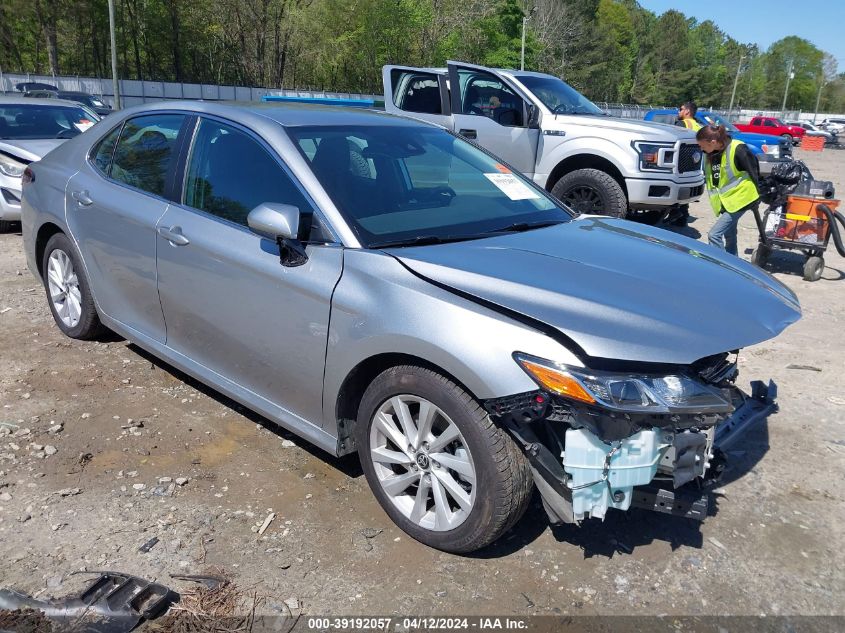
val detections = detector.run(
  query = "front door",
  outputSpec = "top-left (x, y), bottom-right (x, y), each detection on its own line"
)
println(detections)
top-left (155, 116), bottom-right (342, 427)
top-left (447, 62), bottom-right (539, 177)
top-left (65, 113), bottom-right (188, 342)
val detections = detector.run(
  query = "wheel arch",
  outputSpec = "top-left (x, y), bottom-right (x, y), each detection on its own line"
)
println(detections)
top-left (334, 352), bottom-right (479, 456)
top-left (546, 153), bottom-right (628, 197)
top-left (34, 222), bottom-right (66, 280)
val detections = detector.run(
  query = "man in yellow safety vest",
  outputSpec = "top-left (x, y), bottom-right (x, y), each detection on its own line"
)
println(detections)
top-left (677, 101), bottom-right (702, 131)
top-left (696, 125), bottom-right (761, 256)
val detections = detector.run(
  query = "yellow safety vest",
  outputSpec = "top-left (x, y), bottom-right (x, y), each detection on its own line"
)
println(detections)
top-left (705, 139), bottom-right (759, 215)
top-left (683, 118), bottom-right (702, 131)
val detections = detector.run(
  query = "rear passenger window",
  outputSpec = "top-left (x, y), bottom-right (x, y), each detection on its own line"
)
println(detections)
top-left (111, 114), bottom-right (184, 196)
top-left (391, 70), bottom-right (443, 114)
top-left (90, 125), bottom-right (123, 176)
top-left (184, 118), bottom-right (312, 228)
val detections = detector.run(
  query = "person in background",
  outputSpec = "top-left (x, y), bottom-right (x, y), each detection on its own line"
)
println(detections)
top-left (678, 101), bottom-right (702, 131)
top-left (696, 124), bottom-right (761, 256)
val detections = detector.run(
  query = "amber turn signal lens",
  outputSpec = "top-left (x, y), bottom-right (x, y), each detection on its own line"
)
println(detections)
top-left (519, 360), bottom-right (596, 404)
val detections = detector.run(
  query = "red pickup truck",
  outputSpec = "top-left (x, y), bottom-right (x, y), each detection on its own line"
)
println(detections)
top-left (735, 117), bottom-right (805, 144)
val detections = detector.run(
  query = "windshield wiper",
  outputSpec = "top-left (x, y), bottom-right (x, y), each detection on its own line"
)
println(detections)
top-left (369, 234), bottom-right (488, 249)
top-left (484, 219), bottom-right (566, 234)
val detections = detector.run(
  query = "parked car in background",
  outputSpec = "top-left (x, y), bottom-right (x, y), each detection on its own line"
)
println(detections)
top-left (784, 120), bottom-right (836, 142)
top-left (21, 100), bottom-right (800, 552)
top-left (0, 96), bottom-right (99, 231)
top-left (819, 118), bottom-right (845, 134)
top-left (383, 62), bottom-right (704, 221)
top-left (735, 116), bottom-right (806, 144)
top-left (644, 108), bottom-right (788, 157)
top-left (24, 89), bottom-right (112, 117)
top-left (15, 82), bottom-right (58, 93)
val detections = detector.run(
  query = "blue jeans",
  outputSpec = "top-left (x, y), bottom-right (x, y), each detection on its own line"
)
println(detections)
top-left (708, 207), bottom-right (749, 256)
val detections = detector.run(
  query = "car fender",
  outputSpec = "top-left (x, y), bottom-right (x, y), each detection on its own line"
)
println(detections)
top-left (535, 135), bottom-right (633, 189)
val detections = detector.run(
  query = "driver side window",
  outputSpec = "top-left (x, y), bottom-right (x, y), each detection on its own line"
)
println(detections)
top-left (458, 70), bottom-right (525, 128)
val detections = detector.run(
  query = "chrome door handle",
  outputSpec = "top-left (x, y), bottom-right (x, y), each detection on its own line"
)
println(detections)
top-left (157, 225), bottom-right (190, 246)
top-left (71, 190), bottom-right (93, 206)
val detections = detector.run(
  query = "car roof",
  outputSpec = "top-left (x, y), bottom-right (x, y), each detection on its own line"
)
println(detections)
top-left (111, 100), bottom-right (432, 128)
top-left (0, 95), bottom-right (93, 108)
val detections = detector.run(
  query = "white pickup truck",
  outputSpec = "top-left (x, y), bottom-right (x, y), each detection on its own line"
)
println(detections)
top-left (383, 61), bottom-right (704, 219)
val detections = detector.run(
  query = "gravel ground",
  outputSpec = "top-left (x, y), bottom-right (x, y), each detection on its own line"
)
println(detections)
top-left (0, 147), bottom-right (843, 620)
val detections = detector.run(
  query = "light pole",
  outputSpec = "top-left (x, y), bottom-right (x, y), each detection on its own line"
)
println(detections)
top-left (780, 59), bottom-right (794, 117)
top-left (520, 6), bottom-right (537, 71)
top-left (728, 54), bottom-right (745, 115)
top-left (108, 0), bottom-right (120, 109)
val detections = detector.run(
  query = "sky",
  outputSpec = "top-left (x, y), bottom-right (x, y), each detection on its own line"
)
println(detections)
top-left (637, 1), bottom-right (845, 71)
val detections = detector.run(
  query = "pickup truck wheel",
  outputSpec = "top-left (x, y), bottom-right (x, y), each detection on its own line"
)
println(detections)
top-left (781, 133), bottom-right (793, 144)
top-left (0, 220), bottom-right (18, 233)
top-left (41, 233), bottom-right (106, 340)
top-left (356, 365), bottom-right (533, 553)
top-left (551, 168), bottom-right (627, 218)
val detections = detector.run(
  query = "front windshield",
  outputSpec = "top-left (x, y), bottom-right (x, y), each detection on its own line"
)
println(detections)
top-left (515, 75), bottom-right (605, 116)
top-left (0, 104), bottom-right (97, 140)
top-left (700, 112), bottom-right (738, 132)
top-left (288, 125), bottom-right (572, 247)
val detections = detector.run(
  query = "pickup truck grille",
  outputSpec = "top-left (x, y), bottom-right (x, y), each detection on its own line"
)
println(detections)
top-left (678, 143), bottom-right (703, 174)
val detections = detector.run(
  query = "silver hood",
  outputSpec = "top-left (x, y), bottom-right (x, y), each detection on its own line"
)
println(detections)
top-left (0, 139), bottom-right (65, 162)
top-left (392, 217), bottom-right (801, 365)
top-left (547, 115), bottom-right (696, 142)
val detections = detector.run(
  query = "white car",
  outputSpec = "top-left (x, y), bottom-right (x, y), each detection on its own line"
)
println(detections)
top-left (786, 120), bottom-right (836, 141)
top-left (819, 118), bottom-right (845, 134)
top-left (0, 96), bottom-right (100, 231)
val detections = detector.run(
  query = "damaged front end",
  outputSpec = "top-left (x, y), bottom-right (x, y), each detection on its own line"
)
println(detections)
top-left (486, 352), bottom-right (775, 525)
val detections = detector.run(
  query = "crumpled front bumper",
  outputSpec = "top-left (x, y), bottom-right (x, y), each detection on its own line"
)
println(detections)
top-left (488, 380), bottom-right (777, 524)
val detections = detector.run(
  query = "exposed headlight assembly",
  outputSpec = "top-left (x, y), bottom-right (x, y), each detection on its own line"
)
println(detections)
top-left (631, 140), bottom-right (675, 172)
top-left (0, 153), bottom-right (26, 178)
top-left (514, 353), bottom-right (732, 414)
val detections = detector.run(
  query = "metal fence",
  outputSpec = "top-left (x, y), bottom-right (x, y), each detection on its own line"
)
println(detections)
top-left (1, 70), bottom-right (841, 121)
top-left (0, 71), bottom-right (380, 108)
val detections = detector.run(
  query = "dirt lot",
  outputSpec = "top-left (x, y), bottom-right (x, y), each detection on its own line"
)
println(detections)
top-left (1, 147), bottom-right (844, 622)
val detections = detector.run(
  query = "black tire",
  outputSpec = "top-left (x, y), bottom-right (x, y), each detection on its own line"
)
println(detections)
top-left (551, 168), bottom-right (628, 218)
top-left (781, 133), bottom-right (793, 144)
top-left (803, 256), bottom-right (824, 281)
top-left (0, 220), bottom-right (18, 233)
top-left (41, 233), bottom-right (106, 340)
top-left (751, 243), bottom-right (770, 268)
top-left (356, 365), bottom-right (533, 553)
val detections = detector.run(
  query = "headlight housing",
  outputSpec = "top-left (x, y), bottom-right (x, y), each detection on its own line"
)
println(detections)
top-left (0, 153), bottom-right (26, 178)
top-left (514, 353), bottom-right (732, 414)
top-left (631, 140), bottom-right (675, 172)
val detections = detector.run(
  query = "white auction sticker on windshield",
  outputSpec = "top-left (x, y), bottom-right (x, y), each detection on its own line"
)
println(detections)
top-left (73, 120), bottom-right (95, 133)
top-left (484, 173), bottom-right (540, 201)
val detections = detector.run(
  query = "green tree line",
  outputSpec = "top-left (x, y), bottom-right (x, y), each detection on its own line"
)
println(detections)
top-left (2, 0), bottom-right (843, 112)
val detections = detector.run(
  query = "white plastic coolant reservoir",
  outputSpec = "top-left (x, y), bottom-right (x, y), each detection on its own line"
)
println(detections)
top-left (563, 428), bottom-right (671, 520)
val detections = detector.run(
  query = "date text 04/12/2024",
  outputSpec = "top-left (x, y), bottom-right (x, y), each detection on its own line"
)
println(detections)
top-left (306, 617), bottom-right (529, 630)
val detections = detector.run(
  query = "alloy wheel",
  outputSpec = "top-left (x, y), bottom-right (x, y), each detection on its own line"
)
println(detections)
top-left (369, 395), bottom-right (477, 531)
top-left (47, 249), bottom-right (82, 328)
top-left (562, 185), bottom-right (604, 214)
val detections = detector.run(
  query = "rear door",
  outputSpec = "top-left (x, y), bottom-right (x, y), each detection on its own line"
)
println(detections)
top-left (446, 61), bottom-right (539, 177)
top-left (154, 115), bottom-right (342, 427)
top-left (65, 113), bottom-right (190, 342)
top-left (382, 65), bottom-right (451, 128)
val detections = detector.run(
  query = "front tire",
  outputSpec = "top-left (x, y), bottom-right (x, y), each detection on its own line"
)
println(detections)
top-left (356, 366), bottom-right (533, 553)
top-left (551, 168), bottom-right (628, 218)
top-left (41, 233), bottom-right (106, 340)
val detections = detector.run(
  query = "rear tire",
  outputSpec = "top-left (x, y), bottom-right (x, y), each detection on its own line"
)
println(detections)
top-left (0, 220), bottom-right (17, 233)
top-left (551, 168), bottom-right (627, 218)
top-left (41, 233), bottom-right (106, 340)
top-left (356, 365), bottom-right (533, 553)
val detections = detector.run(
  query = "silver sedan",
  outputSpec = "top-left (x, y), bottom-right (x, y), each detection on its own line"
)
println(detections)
top-left (21, 101), bottom-right (800, 552)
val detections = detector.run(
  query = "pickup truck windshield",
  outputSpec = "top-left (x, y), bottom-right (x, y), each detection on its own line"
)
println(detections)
top-left (288, 125), bottom-right (572, 247)
top-left (515, 75), bottom-right (605, 116)
top-left (0, 104), bottom-right (96, 140)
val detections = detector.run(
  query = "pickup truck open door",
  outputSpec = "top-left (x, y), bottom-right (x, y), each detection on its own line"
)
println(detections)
top-left (384, 63), bottom-right (540, 178)
top-left (446, 61), bottom-right (540, 178)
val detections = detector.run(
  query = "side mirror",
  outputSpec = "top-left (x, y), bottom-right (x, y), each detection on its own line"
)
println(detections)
top-left (247, 202), bottom-right (300, 240)
top-left (527, 104), bottom-right (541, 129)
top-left (247, 203), bottom-right (308, 267)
